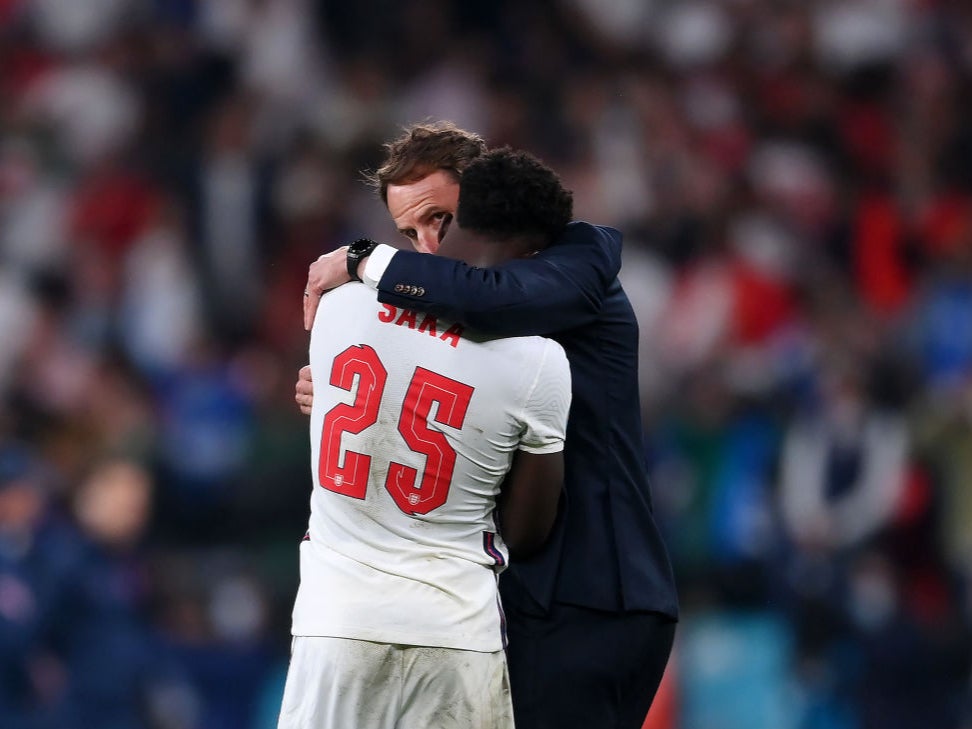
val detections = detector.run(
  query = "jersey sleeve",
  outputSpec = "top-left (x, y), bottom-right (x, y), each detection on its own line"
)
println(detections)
top-left (517, 339), bottom-right (572, 454)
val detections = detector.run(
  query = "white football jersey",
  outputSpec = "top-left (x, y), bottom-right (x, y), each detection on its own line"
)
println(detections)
top-left (292, 283), bottom-right (571, 652)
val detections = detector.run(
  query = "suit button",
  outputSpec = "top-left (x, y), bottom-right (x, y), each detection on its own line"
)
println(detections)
top-left (416, 287), bottom-right (425, 296)
top-left (394, 284), bottom-right (405, 293)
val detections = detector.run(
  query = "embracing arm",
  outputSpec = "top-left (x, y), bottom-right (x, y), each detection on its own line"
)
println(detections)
top-left (378, 222), bottom-right (622, 337)
top-left (295, 222), bottom-right (616, 412)
top-left (295, 364), bottom-right (313, 415)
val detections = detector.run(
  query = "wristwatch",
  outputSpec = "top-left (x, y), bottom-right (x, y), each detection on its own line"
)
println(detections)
top-left (346, 238), bottom-right (379, 282)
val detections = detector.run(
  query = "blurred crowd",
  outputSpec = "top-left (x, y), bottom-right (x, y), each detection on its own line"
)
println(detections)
top-left (2, 0), bottom-right (972, 727)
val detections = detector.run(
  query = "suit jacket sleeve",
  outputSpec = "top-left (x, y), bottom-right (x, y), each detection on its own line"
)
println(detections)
top-left (375, 222), bottom-right (623, 337)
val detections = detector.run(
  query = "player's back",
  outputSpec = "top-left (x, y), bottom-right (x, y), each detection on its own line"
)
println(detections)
top-left (293, 283), bottom-right (569, 652)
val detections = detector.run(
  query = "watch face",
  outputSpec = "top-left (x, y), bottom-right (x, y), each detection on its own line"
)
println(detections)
top-left (350, 238), bottom-right (377, 255)
top-left (348, 239), bottom-right (377, 280)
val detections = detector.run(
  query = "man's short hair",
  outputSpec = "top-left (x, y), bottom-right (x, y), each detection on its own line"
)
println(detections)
top-left (457, 148), bottom-right (573, 244)
top-left (367, 121), bottom-right (487, 203)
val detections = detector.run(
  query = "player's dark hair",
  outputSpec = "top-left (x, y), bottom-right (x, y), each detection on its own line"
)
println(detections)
top-left (457, 148), bottom-right (573, 244)
top-left (366, 121), bottom-right (487, 203)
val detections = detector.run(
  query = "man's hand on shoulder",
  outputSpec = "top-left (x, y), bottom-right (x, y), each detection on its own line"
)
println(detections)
top-left (295, 364), bottom-right (314, 415)
top-left (304, 246), bottom-right (351, 331)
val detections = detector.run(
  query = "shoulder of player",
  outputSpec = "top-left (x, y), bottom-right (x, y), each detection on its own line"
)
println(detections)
top-left (317, 282), bottom-right (376, 313)
top-left (323, 281), bottom-right (374, 301)
top-left (475, 334), bottom-right (565, 369)
top-left (312, 283), bottom-right (377, 334)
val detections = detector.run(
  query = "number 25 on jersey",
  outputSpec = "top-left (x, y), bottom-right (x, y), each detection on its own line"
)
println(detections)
top-left (318, 345), bottom-right (475, 516)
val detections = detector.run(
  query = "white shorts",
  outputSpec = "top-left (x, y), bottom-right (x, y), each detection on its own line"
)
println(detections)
top-left (277, 636), bottom-right (514, 729)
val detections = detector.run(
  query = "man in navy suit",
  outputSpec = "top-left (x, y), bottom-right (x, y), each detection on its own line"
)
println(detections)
top-left (298, 122), bottom-right (678, 729)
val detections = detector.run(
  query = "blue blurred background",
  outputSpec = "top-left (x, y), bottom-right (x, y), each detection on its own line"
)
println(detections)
top-left (1, 1), bottom-right (971, 727)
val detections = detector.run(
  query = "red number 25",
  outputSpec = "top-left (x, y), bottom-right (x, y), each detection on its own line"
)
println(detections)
top-left (318, 345), bottom-right (474, 515)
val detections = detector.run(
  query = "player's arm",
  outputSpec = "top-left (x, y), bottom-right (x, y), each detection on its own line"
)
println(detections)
top-left (499, 450), bottom-right (563, 560)
top-left (500, 338), bottom-right (572, 559)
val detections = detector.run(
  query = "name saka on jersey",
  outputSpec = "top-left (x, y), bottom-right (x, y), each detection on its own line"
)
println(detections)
top-left (377, 303), bottom-right (465, 348)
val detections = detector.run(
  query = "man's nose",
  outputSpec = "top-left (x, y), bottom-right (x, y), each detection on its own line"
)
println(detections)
top-left (414, 229), bottom-right (440, 254)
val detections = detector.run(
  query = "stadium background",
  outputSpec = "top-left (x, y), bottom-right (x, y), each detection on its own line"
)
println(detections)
top-left (2, 0), bottom-right (972, 727)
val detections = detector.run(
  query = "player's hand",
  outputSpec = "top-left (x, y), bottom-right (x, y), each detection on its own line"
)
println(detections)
top-left (295, 364), bottom-right (314, 415)
top-left (304, 246), bottom-right (350, 331)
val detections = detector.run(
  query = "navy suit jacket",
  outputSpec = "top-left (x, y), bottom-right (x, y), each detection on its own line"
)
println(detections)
top-left (376, 222), bottom-right (678, 618)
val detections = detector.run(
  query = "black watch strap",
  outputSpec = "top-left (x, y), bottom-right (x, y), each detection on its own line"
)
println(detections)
top-left (347, 238), bottom-right (379, 282)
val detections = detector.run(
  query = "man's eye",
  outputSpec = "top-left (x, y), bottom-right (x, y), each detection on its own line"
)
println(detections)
top-left (432, 212), bottom-right (446, 220)
top-left (402, 230), bottom-right (417, 240)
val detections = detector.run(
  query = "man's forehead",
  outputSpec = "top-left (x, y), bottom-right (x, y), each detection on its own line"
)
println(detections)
top-left (387, 169), bottom-right (460, 219)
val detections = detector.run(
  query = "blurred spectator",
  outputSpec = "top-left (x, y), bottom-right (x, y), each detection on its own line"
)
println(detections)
top-left (24, 59), bottom-right (141, 168)
top-left (153, 552), bottom-right (276, 729)
top-left (152, 343), bottom-right (255, 539)
top-left (649, 367), bottom-right (781, 603)
top-left (0, 441), bottom-right (68, 728)
top-left (907, 242), bottom-right (972, 392)
top-left (0, 135), bottom-right (69, 277)
top-left (840, 548), bottom-right (971, 729)
top-left (118, 196), bottom-right (204, 375)
top-left (28, 0), bottom-right (138, 54)
top-left (912, 373), bottom-right (972, 582)
top-left (186, 96), bottom-right (273, 343)
top-left (59, 458), bottom-right (179, 729)
top-left (0, 272), bottom-right (39, 393)
top-left (677, 611), bottom-right (797, 729)
top-left (778, 359), bottom-right (908, 554)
